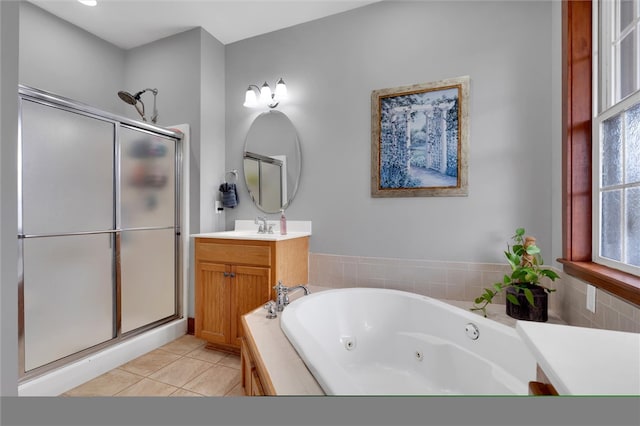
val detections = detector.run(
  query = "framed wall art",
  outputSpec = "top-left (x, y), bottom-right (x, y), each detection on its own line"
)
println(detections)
top-left (371, 76), bottom-right (469, 197)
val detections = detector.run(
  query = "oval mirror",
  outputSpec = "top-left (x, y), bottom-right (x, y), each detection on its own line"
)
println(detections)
top-left (243, 110), bottom-right (301, 213)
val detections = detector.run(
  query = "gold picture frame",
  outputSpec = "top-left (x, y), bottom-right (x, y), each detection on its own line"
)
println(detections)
top-left (371, 76), bottom-right (469, 197)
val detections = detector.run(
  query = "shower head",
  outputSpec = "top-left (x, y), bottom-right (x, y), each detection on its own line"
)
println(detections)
top-left (117, 90), bottom-right (139, 105)
top-left (117, 88), bottom-right (158, 123)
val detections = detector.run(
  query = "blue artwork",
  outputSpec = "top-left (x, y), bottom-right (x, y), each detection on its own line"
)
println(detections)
top-left (379, 87), bottom-right (460, 189)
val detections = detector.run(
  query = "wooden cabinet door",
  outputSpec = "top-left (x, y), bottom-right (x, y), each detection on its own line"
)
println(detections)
top-left (195, 262), bottom-right (230, 345)
top-left (230, 265), bottom-right (271, 347)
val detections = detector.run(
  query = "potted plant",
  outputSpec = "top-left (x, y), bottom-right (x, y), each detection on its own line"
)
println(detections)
top-left (471, 228), bottom-right (560, 322)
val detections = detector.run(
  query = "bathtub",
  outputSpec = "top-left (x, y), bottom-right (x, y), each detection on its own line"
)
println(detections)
top-left (280, 288), bottom-right (537, 395)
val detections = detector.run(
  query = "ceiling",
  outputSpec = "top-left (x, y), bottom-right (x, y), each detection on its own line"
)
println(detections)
top-left (28, 0), bottom-right (381, 49)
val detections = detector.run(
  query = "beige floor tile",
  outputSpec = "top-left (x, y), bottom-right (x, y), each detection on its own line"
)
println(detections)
top-left (114, 378), bottom-right (178, 397)
top-left (159, 334), bottom-right (206, 355)
top-left (149, 357), bottom-right (213, 388)
top-left (169, 389), bottom-right (205, 397)
top-left (119, 349), bottom-right (181, 377)
top-left (185, 346), bottom-right (227, 364)
top-left (224, 382), bottom-right (246, 397)
top-left (64, 369), bottom-right (143, 396)
top-left (182, 365), bottom-right (241, 396)
top-left (218, 353), bottom-right (241, 369)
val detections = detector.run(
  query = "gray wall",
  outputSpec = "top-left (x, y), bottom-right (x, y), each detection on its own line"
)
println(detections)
top-left (225, 0), bottom-right (559, 263)
top-left (1, 0), bottom-right (20, 397)
top-left (199, 29), bottom-right (227, 234)
top-left (19, 1), bottom-right (125, 113)
top-left (550, 0), bottom-right (563, 269)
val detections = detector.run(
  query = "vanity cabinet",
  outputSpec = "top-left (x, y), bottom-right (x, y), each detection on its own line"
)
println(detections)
top-left (194, 236), bottom-right (309, 352)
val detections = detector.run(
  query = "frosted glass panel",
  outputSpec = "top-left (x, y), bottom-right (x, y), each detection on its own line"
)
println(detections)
top-left (261, 161), bottom-right (283, 212)
top-left (120, 229), bottom-right (175, 333)
top-left (21, 100), bottom-right (114, 235)
top-left (625, 102), bottom-right (640, 184)
top-left (620, 0), bottom-right (634, 30)
top-left (626, 187), bottom-right (640, 267)
top-left (244, 157), bottom-right (260, 202)
top-left (23, 234), bottom-right (114, 371)
top-left (602, 113), bottom-right (623, 187)
top-left (601, 190), bottom-right (622, 261)
top-left (619, 31), bottom-right (636, 100)
top-left (120, 127), bottom-right (176, 229)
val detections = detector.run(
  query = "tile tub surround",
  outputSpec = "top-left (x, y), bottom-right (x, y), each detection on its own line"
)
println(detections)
top-left (308, 253), bottom-right (640, 333)
top-left (62, 335), bottom-right (243, 397)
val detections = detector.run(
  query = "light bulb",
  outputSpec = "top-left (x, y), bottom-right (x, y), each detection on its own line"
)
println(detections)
top-left (243, 87), bottom-right (258, 107)
top-left (259, 82), bottom-right (272, 104)
top-left (78, 0), bottom-right (98, 6)
top-left (274, 78), bottom-right (287, 100)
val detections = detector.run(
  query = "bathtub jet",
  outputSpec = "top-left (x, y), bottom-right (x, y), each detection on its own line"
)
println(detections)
top-left (280, 288), bottom-right (536, 396)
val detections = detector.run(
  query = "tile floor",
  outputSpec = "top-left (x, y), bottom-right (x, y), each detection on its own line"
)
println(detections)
top-left (61, 334), bottom-right (244, 397)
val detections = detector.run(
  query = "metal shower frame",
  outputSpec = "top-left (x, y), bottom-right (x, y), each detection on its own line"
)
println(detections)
top-left (16, 85), bottom-right (183, 382)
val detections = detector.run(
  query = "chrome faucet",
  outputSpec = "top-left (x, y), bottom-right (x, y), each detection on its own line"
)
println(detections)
top-left (273, 280), bottom-right (311, 312)
top-left (255, 216), bottom-right (271, 234)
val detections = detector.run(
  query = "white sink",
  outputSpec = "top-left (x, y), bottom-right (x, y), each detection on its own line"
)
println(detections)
top-left (196, 230), bottom-right (310, 241)
top-left (192, 220), bottom-right (312, 241)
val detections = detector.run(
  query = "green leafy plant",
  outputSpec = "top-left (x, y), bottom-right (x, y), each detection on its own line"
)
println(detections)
top-left (471, 228), bottom-right (560, 317)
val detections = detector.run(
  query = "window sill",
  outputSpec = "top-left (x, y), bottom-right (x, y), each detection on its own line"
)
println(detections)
top-left (557, 259), bottom-right (640, 307)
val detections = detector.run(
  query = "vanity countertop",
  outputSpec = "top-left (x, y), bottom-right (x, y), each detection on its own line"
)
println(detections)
top-left (192, 219), bottom-right (311, 242)
top-left (241, 287), bottom-right (563, 395)
top-left (191, 230), bottom-right (310, 242)
top-left (516, 321), bottom-right (640, 395)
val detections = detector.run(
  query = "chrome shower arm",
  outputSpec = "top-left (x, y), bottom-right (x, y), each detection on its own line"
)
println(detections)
top-left (140, 88), bottom-right (158, 123)
top-left (148, 89), bottom-right (158, 123)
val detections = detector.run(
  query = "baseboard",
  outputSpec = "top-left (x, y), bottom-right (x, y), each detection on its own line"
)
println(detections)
top-left (18, 318), bottom-right (188, 396)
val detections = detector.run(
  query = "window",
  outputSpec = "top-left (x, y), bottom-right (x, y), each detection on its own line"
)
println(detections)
top-left (561, 0), bottom-right (640, 306)
top-left (594, 0), bottom-right (640, 277)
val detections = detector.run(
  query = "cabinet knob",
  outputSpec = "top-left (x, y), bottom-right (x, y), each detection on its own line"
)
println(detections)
top-left (230, 272), bottom-right (236, 278)
top-left (223, 272), bottom-right (229, 277)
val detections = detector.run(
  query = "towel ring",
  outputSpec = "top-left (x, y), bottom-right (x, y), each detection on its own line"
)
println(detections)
top-left (226, 170), bottom-right (238, 182)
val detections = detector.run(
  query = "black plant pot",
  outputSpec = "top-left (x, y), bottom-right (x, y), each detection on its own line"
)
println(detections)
top-left (506, 283), bottom-right (548, 322)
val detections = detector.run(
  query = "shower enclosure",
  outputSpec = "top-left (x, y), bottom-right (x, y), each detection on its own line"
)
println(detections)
top-left (17, 86), bottom-right (183, 381)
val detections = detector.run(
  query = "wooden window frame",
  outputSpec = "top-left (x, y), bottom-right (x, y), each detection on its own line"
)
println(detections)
top-left (560, 0), bottom-right (640, 306)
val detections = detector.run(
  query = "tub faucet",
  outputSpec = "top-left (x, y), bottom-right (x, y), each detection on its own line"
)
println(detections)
top-left (274, 281), bottom-right (311, 312)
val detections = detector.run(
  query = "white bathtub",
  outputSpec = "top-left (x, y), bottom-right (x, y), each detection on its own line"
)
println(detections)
top-left (280, 288), bottom-right (537, 395)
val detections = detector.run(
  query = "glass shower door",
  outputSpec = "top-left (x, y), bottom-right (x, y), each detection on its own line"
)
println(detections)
top-left (22, 235), bottom-right (115, 371)
top-left (119, 126), bottom-right (177, 333)
top-left (20, 99), bottom-right (116, 372)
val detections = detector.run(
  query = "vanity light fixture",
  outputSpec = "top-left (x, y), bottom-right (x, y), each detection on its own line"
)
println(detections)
top-left (78, 0), bottom-right (98, 6)
top-left (243, 78), bottom-right (287, 108)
